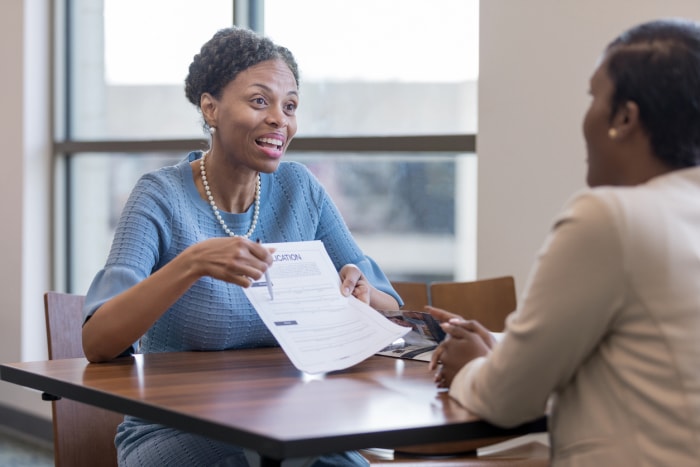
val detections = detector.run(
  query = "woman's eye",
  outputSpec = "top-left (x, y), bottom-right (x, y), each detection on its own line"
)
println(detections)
top-left (284, 102), bottom-right (297, 114)
top-left (252, 97), bottom-right (267, 106)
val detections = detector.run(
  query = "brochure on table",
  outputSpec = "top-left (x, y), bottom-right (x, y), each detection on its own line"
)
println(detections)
top-left (243, 240), bottom-right (410, 374)
top-left (375, 312), bottom-right (507, 362)
top-left (375, 309), bottom-right (447, 362)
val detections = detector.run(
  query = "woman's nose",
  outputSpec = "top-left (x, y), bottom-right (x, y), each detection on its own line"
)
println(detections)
top-left (265, 107), bottom-right (288, 128)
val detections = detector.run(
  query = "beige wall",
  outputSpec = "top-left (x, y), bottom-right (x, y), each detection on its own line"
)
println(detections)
top-left (478, 0), bottom-right (700, 296)
top-left (3, 0), bottom-right (700, 425)
top-left (0, 0), bottom-right (51, 420)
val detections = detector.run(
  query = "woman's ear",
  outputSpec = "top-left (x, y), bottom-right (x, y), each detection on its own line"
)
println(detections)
top-left (200, 92), bottom-right (217, 127)
top-left (610, 101), bottom-right (641, 139)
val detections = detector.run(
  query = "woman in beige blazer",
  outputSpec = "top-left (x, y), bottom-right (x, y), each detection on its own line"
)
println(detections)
top-left (430, 18), bottom-right (700, 467)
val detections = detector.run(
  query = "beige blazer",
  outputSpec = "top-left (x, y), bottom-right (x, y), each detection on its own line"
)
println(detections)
top-left (451, 166), bottom-right (700, 466)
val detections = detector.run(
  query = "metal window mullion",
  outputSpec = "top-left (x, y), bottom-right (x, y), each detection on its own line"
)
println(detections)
top-left (53, 135), bottom-right (476, 155)
top-left (63, 0), bottom-right (74, 292)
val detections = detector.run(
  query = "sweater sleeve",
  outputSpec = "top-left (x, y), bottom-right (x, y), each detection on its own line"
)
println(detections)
top-left (449, 191), bottom-right (626, 427)
top-left (83, 171), bottom-right (174, 324)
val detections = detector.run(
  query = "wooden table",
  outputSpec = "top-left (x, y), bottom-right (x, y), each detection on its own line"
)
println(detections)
top-left (0, 348), bottom-right (545, 466)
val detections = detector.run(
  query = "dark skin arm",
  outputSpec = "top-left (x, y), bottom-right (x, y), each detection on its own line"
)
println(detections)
top-left (82, 237), bottom-right (273, 362)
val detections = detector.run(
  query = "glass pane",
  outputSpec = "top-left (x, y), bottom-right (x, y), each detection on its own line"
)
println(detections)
top-left (69, 153), bottom-right (183, 292)
top-left (68, 152), bottom-right (475, 293)
top-left (68, 0), bottom-right (478, 140)
top-left (62, 0), bottom-right (479, 292)
top-left (68, 0), bottom-right (233, 140)
top-left (264, 0), bottom-right (479, 136)
top-left (288, 152), bottom-right (477, 282)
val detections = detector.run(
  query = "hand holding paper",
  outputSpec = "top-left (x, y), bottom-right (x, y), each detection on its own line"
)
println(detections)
top-left (243, 240), bottom-right (409, 374)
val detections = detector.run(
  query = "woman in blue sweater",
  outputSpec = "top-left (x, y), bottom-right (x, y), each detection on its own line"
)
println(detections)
top-left (82, 27), bottom-right (400, 467)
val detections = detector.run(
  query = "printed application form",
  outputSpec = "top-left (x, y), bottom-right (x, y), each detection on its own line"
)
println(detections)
top-left (243, 240), bottom-right (409, 374)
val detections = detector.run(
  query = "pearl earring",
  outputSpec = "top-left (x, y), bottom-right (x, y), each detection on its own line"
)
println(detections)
top-left (608, 128), bottom-right (618, 139)
top-left (208, 126), bottom-right (217, 135)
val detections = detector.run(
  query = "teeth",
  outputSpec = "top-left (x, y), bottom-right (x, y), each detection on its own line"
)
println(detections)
top-left (258, 137), bottom-right (283, 146)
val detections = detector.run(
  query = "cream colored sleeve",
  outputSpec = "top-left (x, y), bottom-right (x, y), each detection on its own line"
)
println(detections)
top-left (448, 191), bottom-right (626, 427)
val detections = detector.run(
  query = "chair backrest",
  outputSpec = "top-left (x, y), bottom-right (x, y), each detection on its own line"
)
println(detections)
top-left (391, 281), bottom-right (430, 310)
top-left (429, 276), bottom-right (517, 332)
top-left (44, 291), bottom-right (123, 467)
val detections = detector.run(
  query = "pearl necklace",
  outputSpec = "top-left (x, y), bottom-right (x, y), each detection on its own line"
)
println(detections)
top-left (200, 152), bottom-right (260, 238)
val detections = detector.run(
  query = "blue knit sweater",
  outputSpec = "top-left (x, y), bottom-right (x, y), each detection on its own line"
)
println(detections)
top-left (83, 151), bottom-right (397, 466)
top-left (84, 151), bottom-right (399, 354)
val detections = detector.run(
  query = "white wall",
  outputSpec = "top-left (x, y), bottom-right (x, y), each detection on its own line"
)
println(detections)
top-left (478, 0), bottom-right (700, 297)
top-left (0, 0), bottom-right (51, 420)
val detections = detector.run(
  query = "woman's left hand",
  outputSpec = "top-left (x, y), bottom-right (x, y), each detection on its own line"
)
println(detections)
top-left (430, 318), bottom-right (492, 388)
top-left (339, 264), bottom-right (371, 304)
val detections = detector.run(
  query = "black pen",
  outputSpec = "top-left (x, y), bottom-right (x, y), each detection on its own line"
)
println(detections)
top-left (256, 239), bottom-right (274, 301)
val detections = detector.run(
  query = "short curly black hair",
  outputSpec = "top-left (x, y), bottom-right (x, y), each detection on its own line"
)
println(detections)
top-left (184, 27), bottom-right (299, 113)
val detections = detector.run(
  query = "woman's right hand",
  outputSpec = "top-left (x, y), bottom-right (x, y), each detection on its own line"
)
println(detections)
top-left (187, 237), bottom-right (273, 287)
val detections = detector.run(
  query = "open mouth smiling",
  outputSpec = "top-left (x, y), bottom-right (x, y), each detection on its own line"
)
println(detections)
top-left (256, 137), bottom-right (284, 151)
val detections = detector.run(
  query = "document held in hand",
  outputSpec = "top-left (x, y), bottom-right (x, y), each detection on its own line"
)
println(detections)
top-left (243, 240), bottom-right (410, 374)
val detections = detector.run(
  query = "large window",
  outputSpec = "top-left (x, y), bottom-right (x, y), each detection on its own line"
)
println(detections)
top-left (55, 0), bottom-right (478, 293)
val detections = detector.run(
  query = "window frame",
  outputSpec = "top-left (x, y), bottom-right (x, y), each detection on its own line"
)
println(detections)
top-left (52, 0), bottom-right (476, 292)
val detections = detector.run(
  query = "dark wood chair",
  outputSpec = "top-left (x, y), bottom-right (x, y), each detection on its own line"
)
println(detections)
top-left (44, 291), bottom-right (123, 467)
top-left (429, 276), bottom-right (517, 332)
top-left (391, 281), bottom-right (430, 310)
